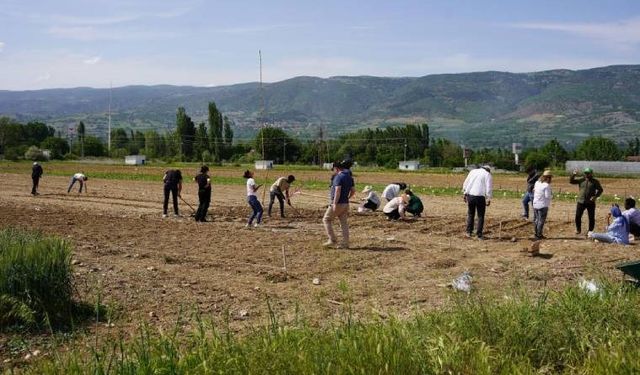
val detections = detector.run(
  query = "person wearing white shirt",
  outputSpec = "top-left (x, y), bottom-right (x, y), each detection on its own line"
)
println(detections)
top-left (243, 170), bottom-right (263, 228)
top-left (359, 185), bottom-right (380, 212)
top-left (532, 170), bottom-right (553, 240)
top-left (67, 172), bottom-right (88, 193)
top-left (623, 197), bottom-right (640, 238)
top-left (381, 182), bottom-right (407, 202)
top-left (462, 165), bottom-right (493, 239)
top-left (383, 195), bottom-right (408, 220)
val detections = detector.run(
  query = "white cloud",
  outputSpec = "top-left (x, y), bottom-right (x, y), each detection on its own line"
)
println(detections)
top-left (509, 17), bottom-right (640, 51)
top-left (0, 41), bottom-right (4, 52)
top-left (48, 25), bottom-right (180, 41)
top-left (83, 56), bottom-right (101, 65)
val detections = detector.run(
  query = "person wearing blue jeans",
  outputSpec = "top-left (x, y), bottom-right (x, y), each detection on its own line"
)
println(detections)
top-left (244, 170), bottom-right (263, 227)
top-left (522, 167), bottom-right (539, 219)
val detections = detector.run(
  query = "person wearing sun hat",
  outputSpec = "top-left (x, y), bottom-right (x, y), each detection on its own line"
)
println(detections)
top-left (359, 185), bottom-right (380, 212)
top-left (570, 167), bottom-right (604, 236)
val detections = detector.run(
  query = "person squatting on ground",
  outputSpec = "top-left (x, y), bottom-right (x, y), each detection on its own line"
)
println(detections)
top-left (622, 197), bottom-right (640, 238)
top-left (522, 166), bottom-right (540, 220)
top-left (162, 169), bottom-right (182, 217)
top-left (194, 165), bottom-right (211, 222)
top-left (462, 165), bottom-right (493, 239)
top-left (383, 194), bottom-right (408, 220)
top-left (323, 161), bottom-right (355, 249)
top-left (404, 189), bottom-right (424, 217)
top-left (31, 162), bottom-right (43, 195)
top-left (67, 172), bottom-right (88, 193)
top-left (381, 182), bottom-right (407, 202)
top-left (588, 205), bottom-right (629, 245)
top-left (532, 170), bottom-right (553, 240)
top-left (268, 175), bottom-right (295, 218)
top-left (570, 167), bottom-right (603, 235)
top-left (359, 185), bottom-right (380, 212)
top-left (244, 170), bottom-right (263, 228)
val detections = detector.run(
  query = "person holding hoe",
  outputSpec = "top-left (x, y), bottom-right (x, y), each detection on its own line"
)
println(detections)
top-left (570, 167), bottom-right (603, 236)
top-left (268, 175), bottom-right (295, 218)
top-left (194, 165), bottom-right (211, 222)
top-left (162, 169), bottom-right (183, 218)
top-left (244, 170), bottom-right (263, 228)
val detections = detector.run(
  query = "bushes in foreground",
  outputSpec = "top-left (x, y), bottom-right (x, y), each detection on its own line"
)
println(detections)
top-left (32, 281), bottom-right (640, 374)
top-left (0, 227), bottom-right (74, 329)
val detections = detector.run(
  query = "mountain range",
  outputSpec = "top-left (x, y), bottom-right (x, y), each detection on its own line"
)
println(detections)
top-left (1, 65), bottom-right (639, 148)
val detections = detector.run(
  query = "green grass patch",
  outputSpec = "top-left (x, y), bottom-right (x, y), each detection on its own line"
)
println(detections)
top-left (0, 227), bottom-right (95, 331)
top-left (29, 280), bottom-right (640, 373)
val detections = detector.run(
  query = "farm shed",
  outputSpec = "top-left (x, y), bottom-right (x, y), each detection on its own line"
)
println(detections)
top-left (399, 160), bottom-right (420, 171)
top-left (255, 160), bottom-right (274, 170)
top-left (125, 155), bottom-right (146, 165)
top-left (566, 160), bottom-right (640, 176)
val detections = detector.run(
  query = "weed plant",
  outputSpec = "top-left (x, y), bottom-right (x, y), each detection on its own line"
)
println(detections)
top-left (31, 280), bottom-right (640, 374)
top-left (0, 227), bottom-right (74, 329)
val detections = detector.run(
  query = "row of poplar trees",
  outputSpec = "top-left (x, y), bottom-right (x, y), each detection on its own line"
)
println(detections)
top-left (175, 102), bottom-right (234, 162)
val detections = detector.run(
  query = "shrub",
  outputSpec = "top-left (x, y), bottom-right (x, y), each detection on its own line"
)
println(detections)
top-left (0, 228), bottom-right (74, 329)
top-left (24, 145), bottom-right (46, 161)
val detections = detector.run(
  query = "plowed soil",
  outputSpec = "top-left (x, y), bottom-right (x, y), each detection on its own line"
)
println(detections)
top-left (1, 168), bottom-right (639, 335)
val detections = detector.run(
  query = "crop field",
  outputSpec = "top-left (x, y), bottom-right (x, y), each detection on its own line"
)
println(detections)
top-left (1, 162), bottom-right (639, 357)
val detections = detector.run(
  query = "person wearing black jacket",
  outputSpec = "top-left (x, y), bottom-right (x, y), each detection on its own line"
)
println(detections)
top-left (162, 169), bottom-right (183, 218)
top-left (31, 162), bottom-right (43, 195)
top-left (194, 166), bottom-right (211, 222)
top-left (521, 167), bottom-right (540, 219)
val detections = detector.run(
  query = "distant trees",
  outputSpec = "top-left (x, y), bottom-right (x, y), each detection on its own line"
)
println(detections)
top-left (254, 126), bottom-right (300, 163)
top-left (575, 136), bottom-right (622, 161)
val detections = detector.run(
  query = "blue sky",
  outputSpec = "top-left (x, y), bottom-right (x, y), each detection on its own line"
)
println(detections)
top-left (1, 0), bottom-right (639, 90)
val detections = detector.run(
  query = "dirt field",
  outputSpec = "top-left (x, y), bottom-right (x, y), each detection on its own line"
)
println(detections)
top-left (1, 168), bottom-right (639, 337)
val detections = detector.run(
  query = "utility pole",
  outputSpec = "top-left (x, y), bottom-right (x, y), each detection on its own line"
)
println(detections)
top-left (283, 139), bottom-right (286, 163)
top-left (404, 138), bottom-right (408, 161)
top-left (259, 50), bottom-right (265, 159)
top-left (108, 82), bottom-right (112, 155)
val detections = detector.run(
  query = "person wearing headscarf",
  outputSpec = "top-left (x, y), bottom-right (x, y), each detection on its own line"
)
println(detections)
top-left (194, 165), bottom-right (211, 222)
top-left (162, 169), bottom-right (182, 218)
top-left (587, 205), bottom-right (629, 245)
top-left (570, 167), bottom-right (603, 235)
top-left (31, 162), bottom-right (43, 195)
top-left (381, 182), bottom-right (407, 202)
top-left (244, 170), bottom-right (263, 228)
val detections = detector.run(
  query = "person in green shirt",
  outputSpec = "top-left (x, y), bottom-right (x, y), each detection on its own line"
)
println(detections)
top-left (404, 189), bottom-right (424, 217)
top-left (570, 167), bottom-right (604, 235)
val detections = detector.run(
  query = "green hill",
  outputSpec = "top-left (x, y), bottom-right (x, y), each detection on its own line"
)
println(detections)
top-left (1, 65), bottom-right (639, 148)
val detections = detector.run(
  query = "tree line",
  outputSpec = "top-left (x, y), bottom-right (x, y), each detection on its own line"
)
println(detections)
top-left (1, 104), bottom-right (639, 170)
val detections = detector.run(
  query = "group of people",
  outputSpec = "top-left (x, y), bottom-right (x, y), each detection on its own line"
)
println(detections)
top-left (30, 162), bottom-right (88, 196)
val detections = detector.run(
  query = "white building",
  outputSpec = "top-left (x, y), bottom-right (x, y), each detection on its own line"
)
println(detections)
top-left (125, 155), bottom-right (146, 165)
top-left (255, 160), bottom-right (274, 170)
top-left (398, 160), bottom-right (420, 171)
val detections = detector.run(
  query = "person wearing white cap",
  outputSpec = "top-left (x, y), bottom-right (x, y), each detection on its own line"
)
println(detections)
top-left (31, 162), bottom-right (43, 195)
top-left (462, 165), bottom-right (493, 239)
top-left (532, 170), bottom-right (553, 240)
top-left (359, 185), bottom-right (380, 212)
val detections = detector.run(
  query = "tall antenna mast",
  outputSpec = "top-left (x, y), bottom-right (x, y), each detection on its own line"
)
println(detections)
top-left (108, 82), bottom-right (112, 153)
top-left (259, 50), bottom-right (265, 158)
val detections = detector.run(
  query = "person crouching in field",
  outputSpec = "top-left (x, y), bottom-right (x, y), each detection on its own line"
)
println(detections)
top-left (31, 162), bottom-right (43, 195)
top-left (383, 194), bottom-right (409, 220)
top-left (194, 165), bottom-right (211, 222)
top-left (358, 185), bottom-right (380, 212)
top-left (244, 170), bottom-right (263, 228)
top-left (323, 161), bottom-right (355, 249)
top-left (67, 172), bottom-right (88, 193)
top-left (268, 175), bottom-right (295, 218)
top-left (588, 205), bottom-right (629, 245)
top-left (623, 197), bottom-right (640, 239)
top-left (532, 170), bottom-right (553, 240)
top-left (382, 182), bottom-right (407, 202)
top-left (162, 169), bottom-right (182, 218)
top-left (404, 189), bottom-right (424, 217)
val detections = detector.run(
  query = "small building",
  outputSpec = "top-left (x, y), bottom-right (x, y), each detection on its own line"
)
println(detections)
top-left (255, 160), bottom-right (274, 170)
top-left (398, 160), bottom-right (420, 171)
top-left (322, 162), bottom-right (334, 170)
top-left (41, 149), bottom-right (52, 160)
top-left (125, 155), bottom-right (146, 165)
